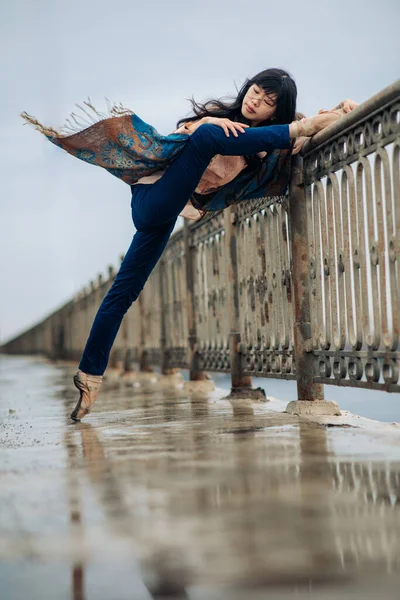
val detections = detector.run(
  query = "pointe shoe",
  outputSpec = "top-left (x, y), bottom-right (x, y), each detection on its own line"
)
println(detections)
top-left (290, 111), bottom-right (343, 138)
top-left (71, 370), bottom-right (103, 421)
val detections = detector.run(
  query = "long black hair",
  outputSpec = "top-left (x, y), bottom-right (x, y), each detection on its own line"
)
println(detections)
top-left (177, 68), bottom-right (297, 129)
top-left (177, 68), bottom-right (297, 170)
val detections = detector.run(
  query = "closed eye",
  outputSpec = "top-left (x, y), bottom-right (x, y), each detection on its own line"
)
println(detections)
top-left (253, 86), bottom-right (275, 107)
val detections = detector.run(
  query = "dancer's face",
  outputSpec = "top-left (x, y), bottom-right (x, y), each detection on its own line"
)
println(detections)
top-left (241, 84), bottom-right (277, 125)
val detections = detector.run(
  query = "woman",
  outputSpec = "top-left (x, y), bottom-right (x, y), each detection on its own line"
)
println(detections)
top-left (22, 68), bottom-right (357, 420)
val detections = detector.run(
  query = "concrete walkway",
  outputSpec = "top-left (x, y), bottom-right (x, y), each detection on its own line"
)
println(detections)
top-left (1, 355), bottom-right (400, 599)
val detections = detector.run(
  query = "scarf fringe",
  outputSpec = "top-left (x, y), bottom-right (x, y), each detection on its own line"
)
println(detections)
top-left (21, 98), bottom-right (134, 138)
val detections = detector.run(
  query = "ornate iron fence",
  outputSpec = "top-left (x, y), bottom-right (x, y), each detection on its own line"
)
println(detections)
top-left (303, 81), bottom-right (400, 391)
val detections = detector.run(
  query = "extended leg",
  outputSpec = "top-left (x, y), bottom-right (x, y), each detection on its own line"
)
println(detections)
top-left (79, 219), bottom-right (176, 376)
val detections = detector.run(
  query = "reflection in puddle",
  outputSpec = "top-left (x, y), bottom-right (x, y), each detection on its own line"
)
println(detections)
top-left (62, 389), bottom-right (400, 597)
top-left (1, 357), bottom-right (400, 599)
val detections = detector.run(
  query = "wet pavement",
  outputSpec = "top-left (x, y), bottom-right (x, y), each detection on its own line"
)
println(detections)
top-left (1, 355), bottom-right (400, 599)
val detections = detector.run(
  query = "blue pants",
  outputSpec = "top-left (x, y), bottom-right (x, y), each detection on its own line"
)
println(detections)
top-left (79, 123), bottom-right (291, 375)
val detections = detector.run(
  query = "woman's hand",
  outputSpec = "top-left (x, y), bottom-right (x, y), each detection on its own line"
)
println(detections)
top-left (292, 136), bottom-right (309, 155)
top-left (201, 116), bottom-right (249, 137)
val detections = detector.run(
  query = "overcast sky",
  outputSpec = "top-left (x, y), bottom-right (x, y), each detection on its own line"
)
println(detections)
top-left (0, 0), bottom-right (399, 343)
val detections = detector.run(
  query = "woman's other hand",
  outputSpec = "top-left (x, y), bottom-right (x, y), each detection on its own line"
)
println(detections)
top-left (176, 117), bottom-right (248, 136)
top-left (201, 117), bottom-right (249, 137)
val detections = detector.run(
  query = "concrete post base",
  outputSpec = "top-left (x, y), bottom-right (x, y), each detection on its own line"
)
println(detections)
top-left (286, 400), bottom-right (341, 416)
top-left (184, 379), bottom-right (215, 393)
top-left (103, 367), bottom-right (123, 387)
top-left (122, 371), bottom-right (139, 387)
top-left (158, 372), bottom-right (185, 388)
top-left (136, 372), bottom-right (160, 385)
top-left (224, 386), bottom-right (267, 401)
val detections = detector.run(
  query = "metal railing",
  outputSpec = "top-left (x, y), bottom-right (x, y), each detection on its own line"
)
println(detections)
top-left (302, 80), bottom-right (400, 392)
top-left (2, 81), bottom-right (399, 399)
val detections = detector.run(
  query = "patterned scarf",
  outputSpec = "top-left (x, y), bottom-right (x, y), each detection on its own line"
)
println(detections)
top-left (21, 101), bottom-right (292, 213)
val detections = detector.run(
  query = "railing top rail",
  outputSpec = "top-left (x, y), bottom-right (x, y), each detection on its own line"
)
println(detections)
top-left (302, 79), bottom-right (400, 156)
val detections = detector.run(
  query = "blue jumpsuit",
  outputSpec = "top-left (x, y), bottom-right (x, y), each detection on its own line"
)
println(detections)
top-left (79, 123), bottom-right (291, 375)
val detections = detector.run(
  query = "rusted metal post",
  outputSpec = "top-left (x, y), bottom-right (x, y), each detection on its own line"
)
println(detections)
top-left (159, 258), bottom-right (173, 375)
top-left (287, 154), bottom-right (324, 402)
top-left (224, 207), bottom-right (265, 399)
top-left (137, 294), bottom-right (151, 372)
top-left (183, 220), bottom-right (209, 381)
